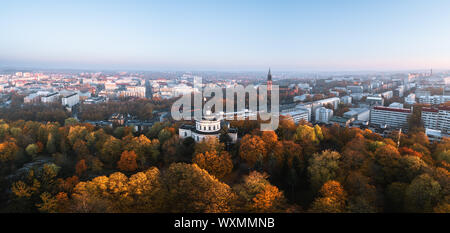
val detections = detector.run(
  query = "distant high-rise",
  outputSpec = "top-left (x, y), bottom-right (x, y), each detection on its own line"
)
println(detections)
top-left (267, 68), bottom-right (272, 91)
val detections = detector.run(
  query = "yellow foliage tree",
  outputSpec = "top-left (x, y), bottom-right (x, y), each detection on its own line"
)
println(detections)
top-left (193, 150), bottom-right (233, 180)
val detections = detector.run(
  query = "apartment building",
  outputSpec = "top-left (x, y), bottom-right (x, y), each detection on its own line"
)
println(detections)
top-left (62, 93), bottom-right (80, 107)
top-left (370, 106), bottom-right (411, 129)
top-left (422, 106), bottom-right (450, 134)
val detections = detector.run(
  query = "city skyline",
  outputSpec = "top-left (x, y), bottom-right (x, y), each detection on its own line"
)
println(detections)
top-left (1, 0), bottom-right (450, 71)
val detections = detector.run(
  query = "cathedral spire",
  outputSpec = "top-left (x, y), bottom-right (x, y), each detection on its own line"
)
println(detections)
top-left (267, 68), bottom-right (272, 81)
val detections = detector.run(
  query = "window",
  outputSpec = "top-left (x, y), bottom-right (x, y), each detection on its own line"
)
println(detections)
top-left (209, 126), bottom-right (211, 130)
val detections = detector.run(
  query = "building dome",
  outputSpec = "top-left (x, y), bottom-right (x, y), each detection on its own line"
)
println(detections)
top-left (196, 119), bottom-right (221, 133)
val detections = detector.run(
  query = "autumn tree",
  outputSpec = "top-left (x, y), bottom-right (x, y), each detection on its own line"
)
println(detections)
top-left (344, 172), bottom-right (379, 212)
top-left (0, 141), bottom-right (19, 163)
top-left (100, 136), bottom-right (122, 166)
top-left (276, 116), bottom-right (296, 140)
top-left (405, 174), bottom-right (441, 213)
top-left (370, 144), bottom-right (402, 185)
top-left (123, 135), bottom-right (159, 168)
top-left (46, 133), bottom-right (57, 154)
top-left (194, 137), bottom-right (224, 155)
top-left (163, 163), bottom-right (236, 213)
top-left (294, 124), bottom-right (320, 156)
top-left (233, 171), bottom-right (286, 213)
top-left (117, 151), bottom-right (138, 172)
top-left (385, 182), bottom-right (408, 212)
top-left (64, 117), bottom-right (79, 126)
top-left (25, 143), bottom-right (39, 158)
top-left (75, 159), bottom-right (88, 177)
top-left (193, 150), bottom-right (233, 180)
top-left (308, 150), bottom-right (342, 192)
top-left (309, 180), bottom-right (347, 213)
top-left (239, 135), bottom-right (267, 167)
top-left (71, 168), bottom-right (164, 213)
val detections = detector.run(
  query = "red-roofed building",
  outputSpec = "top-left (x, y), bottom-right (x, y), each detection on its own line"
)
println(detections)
top-left (422, 105), bottom-right (450, 134)
top-left (370, 106), bottom-right (412, 130)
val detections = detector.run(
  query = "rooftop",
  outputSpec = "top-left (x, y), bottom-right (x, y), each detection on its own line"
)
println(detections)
top-left (373, 106), bottom-right (411, 113)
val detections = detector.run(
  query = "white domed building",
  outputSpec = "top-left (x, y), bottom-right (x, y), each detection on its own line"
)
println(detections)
top-left (179, 111), bottom-right (238, 143)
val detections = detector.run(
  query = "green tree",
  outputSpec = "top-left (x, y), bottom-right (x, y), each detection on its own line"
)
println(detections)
top-left (25, 144), bottom-right (39, 158)
top-left (405, 174), bottom-right (441, 213)
top-left (308, 150), bottom-right (342, 191)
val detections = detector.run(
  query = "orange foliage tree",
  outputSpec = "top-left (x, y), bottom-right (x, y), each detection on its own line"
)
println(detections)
top-left (239, 135), bottom-right (267, 166)
top-left (193, 150), bottom-right (233, 180)
top-left (75, 159), bottom-right (87, 177)
top-left (117, 150), bottom-right (138, 172)
top-left (309, 180), bottom-right (347, 213)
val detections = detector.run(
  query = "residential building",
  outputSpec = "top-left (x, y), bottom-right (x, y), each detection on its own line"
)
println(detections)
top-left (422, 106), bottom-right (450, 134)
top-left (315, 107), bottom-right (333, 123)
top-left (370, 106), bottom-right (411, 129)
top-left (343, 108), bottom-right (370, 121)
top-left (347, 85), bottom-right (363, 93)
top-left (62, 93), bottom-right (80, 107)
top-left (281, 108), bottom-right (309, 124)
top-left (41, 92), bottom-right (59, 103)
top-left (405, 93), bottom-right (416, 105)
top-left (418, 95), bottom-right (450, 105)
top-left (366, 96), bottom-right (384, 106)
top-left (340, 96), bottom-right (352, 105)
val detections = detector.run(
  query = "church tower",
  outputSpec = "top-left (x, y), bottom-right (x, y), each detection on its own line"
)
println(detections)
top-left (267, 68), bottom-right (272, 91)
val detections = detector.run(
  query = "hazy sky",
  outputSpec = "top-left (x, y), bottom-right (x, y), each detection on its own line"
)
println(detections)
top-left (1, 0), bottom-right (450, 71)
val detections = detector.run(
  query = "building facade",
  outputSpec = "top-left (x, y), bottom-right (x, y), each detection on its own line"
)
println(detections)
top-left (41, 92), bottom-right (59, 103)
top-left (315, 107), bottom-right (333, 123)
top-left (418, 95), bottom-right (450, 105)
top-left (179, 114), bottom-right (238, 143)
top-left (422, 106), bottom-right (450, 134)
top-left (62, 93), bottom-right (80, 107)
top-left (281, 108), bottom-right (309, 124)
top-left (370, 106), bottom-right (411, 129)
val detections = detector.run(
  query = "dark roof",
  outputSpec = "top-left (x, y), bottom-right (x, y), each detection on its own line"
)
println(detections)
top-left (44, 92), bottom-right (58, 97)
top-left (179, 124), bottom-right (195, 130)
top-left (373, 106), bottom-right (411, 113)
top-left (64, 93), bottom-right (78, 98)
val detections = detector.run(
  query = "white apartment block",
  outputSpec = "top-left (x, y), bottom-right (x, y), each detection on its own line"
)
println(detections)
top-left (418, 95), bottom-right (450, 105)
top-left (381, 91), bottom-right (393, 99)
top-left (343, 108), bottom-right (370, 121)
top-left (405, 93), bottom-right (416, 105)
top-left (315, 107), bottom-right (333, 123)
top-left (311, 97), bottom-right (340, 120)
top-left (41, 92), bottom-right (59, 103)
top-left (120, 86), bottom-right (146, 98)
top-left (422, 106), bottom-right (450, 134)
top-left (281, 108), bottom-right (310, 124)
top-left (24, 93), bottom-right (41, 103)
top-left (62, 93), bottom-right (80, 107)
top-left (370, 106), bottom-right (411, 129)
top-left (340, 96), bottom-right (352, 105)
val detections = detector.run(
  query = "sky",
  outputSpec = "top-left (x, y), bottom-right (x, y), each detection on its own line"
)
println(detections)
top-left (1, 0), bottom-right (450, 71)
